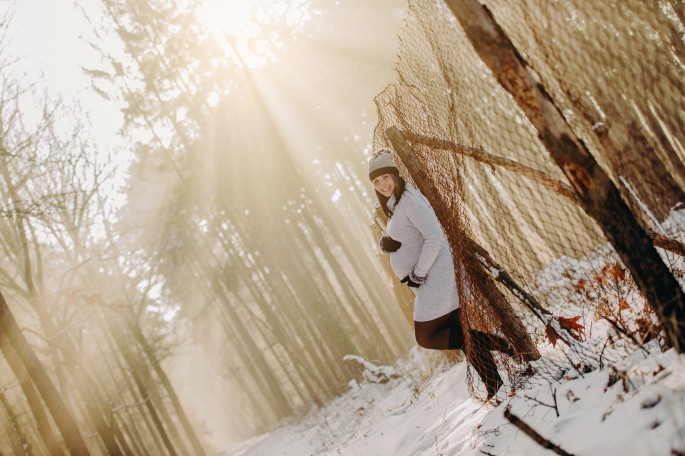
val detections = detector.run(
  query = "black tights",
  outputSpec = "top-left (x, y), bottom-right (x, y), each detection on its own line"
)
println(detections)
top-left (414, 307), bottom-right (514, 399)
top-left (413, 307), bottom-right (514, 354)
top-left (414, 307), bottom-right (464, 350)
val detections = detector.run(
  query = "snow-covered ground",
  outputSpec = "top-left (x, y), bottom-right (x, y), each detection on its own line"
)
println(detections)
top-left (228, 342), bottom-right (685, 456)
top-left (228, 209), bottom-right (685, 456)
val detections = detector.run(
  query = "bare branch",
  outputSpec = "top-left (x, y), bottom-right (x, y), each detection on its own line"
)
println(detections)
top-left (404, 130), bottom-right (582, 206)
top-left (504, 407), bottom-right (574, 456)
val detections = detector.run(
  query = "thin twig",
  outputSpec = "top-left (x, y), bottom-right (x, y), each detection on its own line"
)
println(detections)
top-left (524, 386), bottom-right (559, 417)
top-left (604, 317), bottom-right (649, 355)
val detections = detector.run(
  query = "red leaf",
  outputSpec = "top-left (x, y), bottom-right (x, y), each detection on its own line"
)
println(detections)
top-left (596, 272), bottom-right (607, 286)
top-left (618, 298), bottom-right (630, 312)
top-left (545, 324), bottom-right (559, 347)
top-left (559, 315), bottom-right (585, 340)
top-left (607, 263), bottom-right (626, 281)
top-left (653, 365), bottom-right (665, 376)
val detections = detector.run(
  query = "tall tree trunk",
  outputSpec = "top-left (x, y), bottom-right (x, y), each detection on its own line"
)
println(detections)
top-left (183, 226), bottom-right (294, 419)
top-left (0, 291), bottom-right (90, 455)
top-left (0, 156), bottom-right (128, 454)
top-left (101, 332), bottom-right (162, 456)
top-left (0, 389), bottom-right (36, 456)
top-left (227, 229), bottom-right (346, 393)
top-left (300, 207), bottom-right (407, 355)
top-left (30, 298), bottom-right (126, 455)
top-left (117, 326), bottom-right (191, 456)
top-left (0, 333), bottom-right (59, 454)
top-left (116, 341), bottom-right (179, 456)
top-left (127, 321), bottom-right (206, 456)
top-left (442, 0), bottom-right (685, 352)
top-left (303, 193), bottom-right (411, 351)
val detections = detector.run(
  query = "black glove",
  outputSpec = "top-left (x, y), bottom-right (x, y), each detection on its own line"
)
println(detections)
top-left (379, 235), bottom-right (402, 254)
top-left (401, 270), bottom-right (426, 288)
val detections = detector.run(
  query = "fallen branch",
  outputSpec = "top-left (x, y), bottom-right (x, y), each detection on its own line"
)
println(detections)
top-left (648, 230), bottom-right (685, 258)
top-left (504, 407), bottom-right (574, 456)
top-left (524, 386), bottom-right (560, 418)
top-left (403, 130), bottom-right (581, 206)
top-left (466, 237), bottom-right (582, 350)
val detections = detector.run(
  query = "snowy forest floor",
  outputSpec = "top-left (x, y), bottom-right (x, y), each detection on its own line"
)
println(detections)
top-left (227, 341), bottom-right (685, 456)
top-left (226, 209), bottom-right (685, 455)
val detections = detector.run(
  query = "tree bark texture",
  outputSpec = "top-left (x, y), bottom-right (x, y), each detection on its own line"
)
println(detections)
top-left (442, 0), bottom-right (685, 352)
top-left (0, 290), bottom-right (90, 455)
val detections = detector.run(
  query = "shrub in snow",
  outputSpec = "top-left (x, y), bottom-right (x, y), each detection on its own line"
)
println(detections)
top-left (343, 354), bottom-right (402, 384)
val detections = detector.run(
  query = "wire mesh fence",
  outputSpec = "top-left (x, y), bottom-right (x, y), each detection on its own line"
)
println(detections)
top-left (372, 0), bottom-right (685, 400)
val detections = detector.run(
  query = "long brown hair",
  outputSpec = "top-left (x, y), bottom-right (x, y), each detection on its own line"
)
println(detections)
top-left (376, 174), bottom-right (406, 218)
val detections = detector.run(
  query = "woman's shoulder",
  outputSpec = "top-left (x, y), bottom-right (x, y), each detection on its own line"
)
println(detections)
top-left (390, 185), bottom-right (430, 219)
top-left (403, 184), bottom-right (431, 207)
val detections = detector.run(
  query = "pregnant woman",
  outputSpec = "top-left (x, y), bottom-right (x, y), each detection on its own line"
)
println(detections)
top-left (369, 149), bottom-right (514, 399)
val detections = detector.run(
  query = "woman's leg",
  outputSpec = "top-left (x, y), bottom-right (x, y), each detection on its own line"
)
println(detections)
top-left (415, 309), bottom-right (505, 399)
top-left (414, 308), bottom-right (463, 350)
top-left (469, 331), bottom-right (510, 399)
top-left (470, 346), bottom-right (503, 399)
top-left (471, 331), bottom-right (516, 356)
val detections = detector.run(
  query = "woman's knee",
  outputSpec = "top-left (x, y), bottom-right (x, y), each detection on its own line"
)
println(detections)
top-left (414, 314), bottom-right (451, 349)
top-left (414, 331), bottom-right (432, 349)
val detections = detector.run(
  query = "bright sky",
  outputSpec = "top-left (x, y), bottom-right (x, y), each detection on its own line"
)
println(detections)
top-left (0, 0), bottom-right (309, 147)
top-left (196, 0), bottom-right (312, 68)
top-left (196, 0), bottom-right (263, 43)
top-left (1, 0), bottom-right (123, 144)
top-left (2, 0), bottom-right (87, 94)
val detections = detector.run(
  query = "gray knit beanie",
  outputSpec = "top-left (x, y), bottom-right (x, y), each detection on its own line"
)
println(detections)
top-left (368, 149), bottom-right (399, 181)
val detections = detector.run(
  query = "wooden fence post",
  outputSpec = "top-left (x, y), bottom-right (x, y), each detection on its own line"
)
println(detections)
top-left (386, 127), bottom-right (540, 361)
top-left (442, 0), bottom-right (685, 352)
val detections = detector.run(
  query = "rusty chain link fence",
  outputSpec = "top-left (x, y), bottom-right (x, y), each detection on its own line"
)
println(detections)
top-left (371, 0), bottom-right (685, 400)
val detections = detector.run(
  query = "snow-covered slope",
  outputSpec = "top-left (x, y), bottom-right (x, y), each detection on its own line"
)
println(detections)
top-left (228, 207), bottom-right (685, 455)
top-left (227, 342), bottom-right (684, 456)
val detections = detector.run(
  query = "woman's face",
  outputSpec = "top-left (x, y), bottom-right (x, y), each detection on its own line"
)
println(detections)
top-left (372, 174), bottom-right (396, 198)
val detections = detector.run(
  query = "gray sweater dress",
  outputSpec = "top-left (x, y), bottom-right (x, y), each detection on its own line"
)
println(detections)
top-left (384, 184), bottom-right (459, 322)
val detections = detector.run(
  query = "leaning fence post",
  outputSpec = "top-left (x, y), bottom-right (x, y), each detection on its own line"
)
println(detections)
top-left (442, 0), bottom-right (685, 352)
top-left (386, 126), bottom-right (540, 361)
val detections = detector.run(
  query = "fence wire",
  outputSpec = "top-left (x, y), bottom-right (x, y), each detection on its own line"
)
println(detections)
top-left (372, 0), bottom-right (685, 400)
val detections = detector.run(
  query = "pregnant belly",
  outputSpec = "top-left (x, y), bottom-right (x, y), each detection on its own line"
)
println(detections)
top-left (390, 243), bottom-right (420, 279)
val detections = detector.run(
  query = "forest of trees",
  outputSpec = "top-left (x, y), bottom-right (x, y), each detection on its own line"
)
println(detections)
top-left (0, 0), bottom-right (412, 453)
top-left (3, 0), bottom-right (685, 453)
